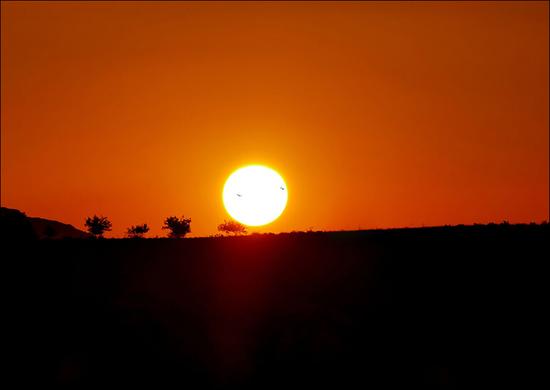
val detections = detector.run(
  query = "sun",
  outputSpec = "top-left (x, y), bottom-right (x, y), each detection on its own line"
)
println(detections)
top-left (223, 165), bottom-right (288, 226)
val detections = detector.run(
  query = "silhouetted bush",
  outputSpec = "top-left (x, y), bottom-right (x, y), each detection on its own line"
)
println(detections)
top-left (85, 215), bottom-right (112, 238)
top-left (127, 224), bottom-right (150, 239)
top-left (217, 219), bottom-right (247, 236)
top-left (162, 216), bottom-right (191, 238)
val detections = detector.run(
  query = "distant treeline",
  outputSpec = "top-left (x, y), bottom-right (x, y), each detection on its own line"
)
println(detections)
top-left (1, 206), bottom-right (547, 240)
top-left (0, 207), bottom-right (248, 240)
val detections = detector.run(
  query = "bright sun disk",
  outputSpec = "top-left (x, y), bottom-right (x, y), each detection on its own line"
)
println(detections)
top-left (223, 165), bottom-right (288, 226)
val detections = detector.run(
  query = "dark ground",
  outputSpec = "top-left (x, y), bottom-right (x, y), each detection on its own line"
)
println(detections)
top-left (8, 224), bottom-right (548, 387)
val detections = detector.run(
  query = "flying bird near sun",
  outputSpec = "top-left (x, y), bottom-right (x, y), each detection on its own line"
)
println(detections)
top-left (223, 165), bottom-right (288, 226)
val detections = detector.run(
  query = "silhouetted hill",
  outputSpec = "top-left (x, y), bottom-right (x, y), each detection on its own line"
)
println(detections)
top-left (0, 207), bottom-right (89, 239)
top-left (28, 216), bottom-right (90, 239)
top-left (0, 207), bottom-right (36, 240)
top-left (9, 224), bottom-right (548, 387)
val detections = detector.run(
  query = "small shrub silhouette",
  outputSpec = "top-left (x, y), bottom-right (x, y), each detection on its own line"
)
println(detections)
top-left (218, 219), bottom-right (247, 236)
top-left (85, 215), bottom-right (112, 238)
top-left (127, 223), bottom-right (149, 238)
top-left (162, 216), bottom-right (191, 238)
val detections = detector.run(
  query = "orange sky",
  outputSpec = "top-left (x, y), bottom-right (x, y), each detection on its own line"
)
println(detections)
top-left (1, 1), bottom-right (548, 237)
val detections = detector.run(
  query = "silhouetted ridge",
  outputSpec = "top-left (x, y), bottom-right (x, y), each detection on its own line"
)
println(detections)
top-left (0, 207), bottom-right (89, 239)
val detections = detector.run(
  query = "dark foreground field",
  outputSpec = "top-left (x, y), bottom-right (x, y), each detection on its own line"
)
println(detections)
top-left (9, 225), bottom-right (548, 387)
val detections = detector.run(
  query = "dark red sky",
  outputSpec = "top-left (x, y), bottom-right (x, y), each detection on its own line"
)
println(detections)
top-left (1, 1), bottom-right (548, 237)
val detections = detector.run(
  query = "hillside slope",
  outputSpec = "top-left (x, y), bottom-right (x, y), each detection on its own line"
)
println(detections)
top-left (0, 207), bottom-right (89, 239)
top-left (28, 216), bottom-right (90, 239)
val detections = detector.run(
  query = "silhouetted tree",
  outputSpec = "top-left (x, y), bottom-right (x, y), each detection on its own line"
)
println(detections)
top-left (127, 223), bottom-right (149, 239)
top-left (218, 219), bottom-right (247, 236)
top-left (162, 216), bottom-right (191, 238)
top-left (85, 215), bottom-right (112, 238)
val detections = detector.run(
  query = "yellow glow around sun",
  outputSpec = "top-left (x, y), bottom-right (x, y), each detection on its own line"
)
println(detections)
top-left (223, 165), bottom-right (288, 226)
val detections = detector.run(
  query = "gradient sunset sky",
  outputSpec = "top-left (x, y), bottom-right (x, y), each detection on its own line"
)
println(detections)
top-left (1, 1), bottom-right (548, 237)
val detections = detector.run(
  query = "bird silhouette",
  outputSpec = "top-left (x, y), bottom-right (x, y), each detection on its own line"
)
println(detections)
top-left (236, 193), bottom-right (242, 197)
